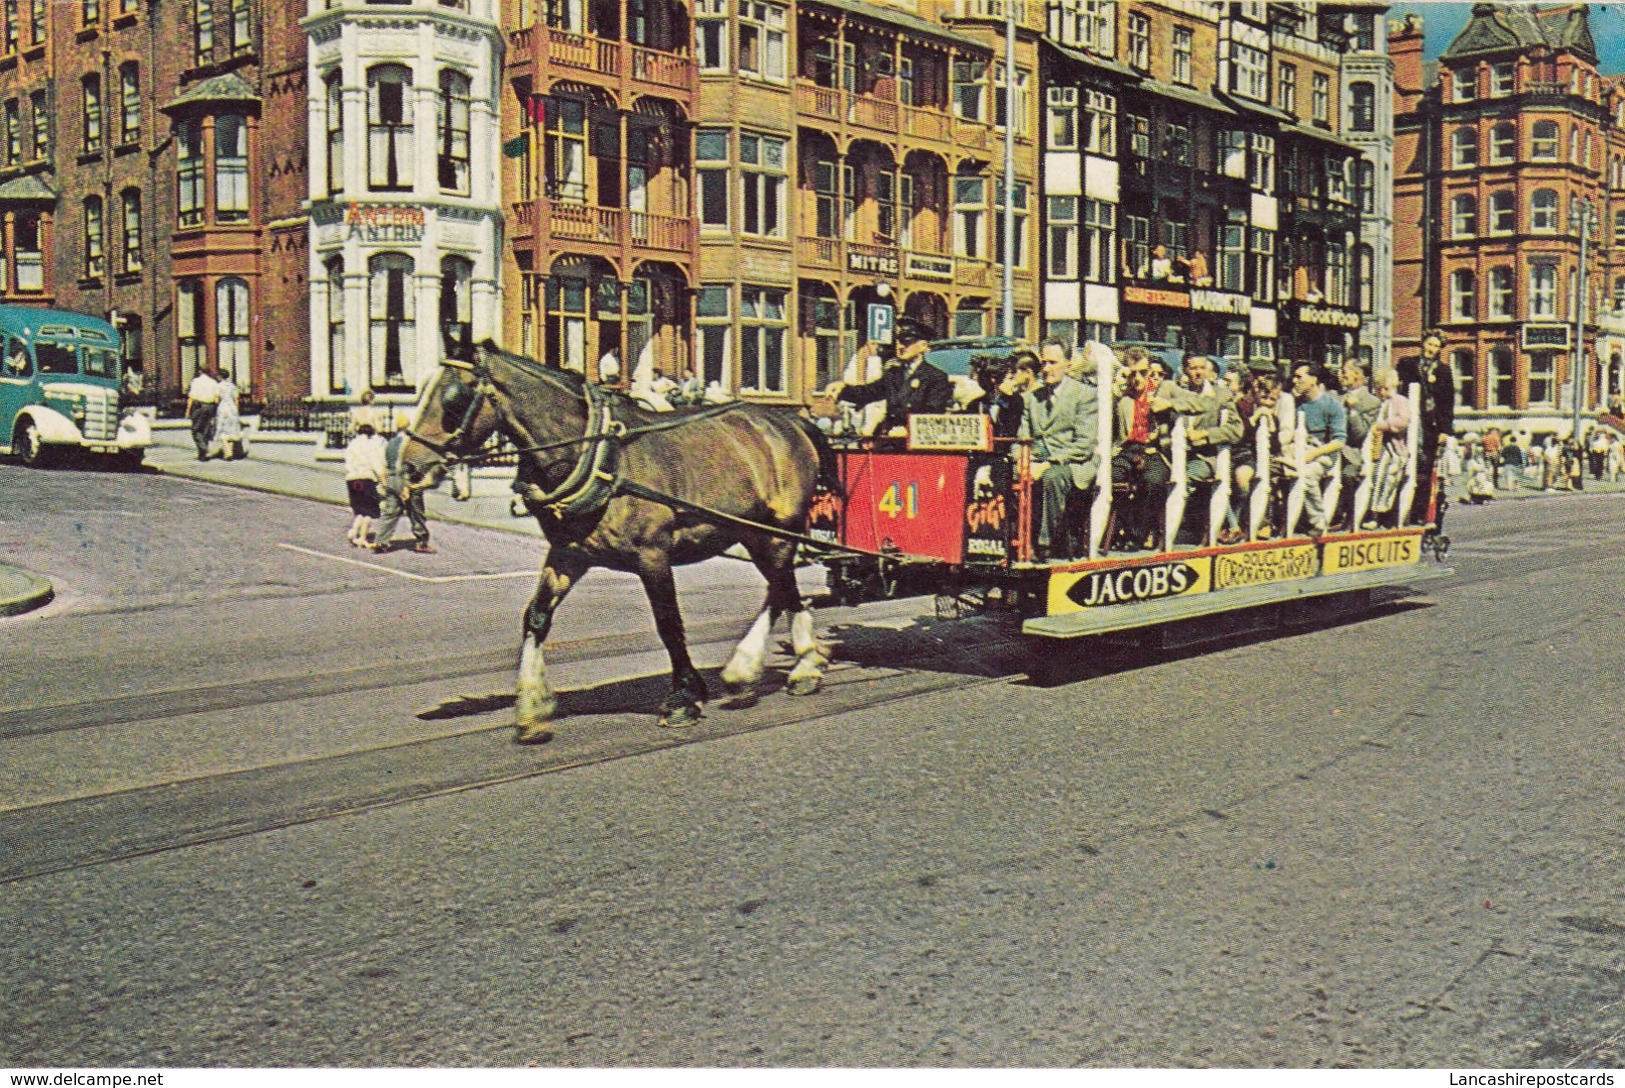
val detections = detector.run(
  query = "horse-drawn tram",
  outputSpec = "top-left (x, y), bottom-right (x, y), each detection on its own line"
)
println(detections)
top-left (807, 373), bottom-right (1451, 654)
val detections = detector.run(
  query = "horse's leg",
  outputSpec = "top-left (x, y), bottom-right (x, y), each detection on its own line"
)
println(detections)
top-left (638, 553), bottom-right (708, 728)
top-left (722, 537), bottom-right (805, 703)
top-left (513, 550), bottom-right (590, 744)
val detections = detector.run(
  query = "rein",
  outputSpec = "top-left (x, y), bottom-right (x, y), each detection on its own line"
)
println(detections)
top-left (450, 398), bottom-right (745, 467)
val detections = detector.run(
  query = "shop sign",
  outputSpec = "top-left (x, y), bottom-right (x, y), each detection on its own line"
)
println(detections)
top-left (1123, 285), bottom-right (1191, 308)
top-left (1296, 304), bottom-right (1362, 329)
top-left (1521, 323), bottom-right (1571, 349)
top-left (909, 412), bottom-right (992, 452)
top-left (346, 203), bottom-right (427, 242)
top-left (848, 250), bottom-right (900, 276)
top-left (1190, 289), bottom-right (1251, 315)
top-left (1048, 556), bottom-right (1213, 614)
top-left (905, 253), bottom-right (954, 281)
top-left (1320, 531), bottom-right (1420, 575)
top-left (1213, 543), bottom-right (1319, 589)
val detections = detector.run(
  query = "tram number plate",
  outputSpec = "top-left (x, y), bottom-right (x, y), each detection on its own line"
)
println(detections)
top-left (1320, 531), bottom-right (1421, 575)
top-left (1212, 543), bottom-right (1319, 589)
top-left (1048, 556), bottom-right (1214, 615)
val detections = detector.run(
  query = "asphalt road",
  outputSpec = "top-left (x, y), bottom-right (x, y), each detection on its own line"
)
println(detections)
top-left (1, 462), bottom-right (1621, 1068)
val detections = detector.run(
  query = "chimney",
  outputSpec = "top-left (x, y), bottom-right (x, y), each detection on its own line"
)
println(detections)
top-left (1390, 12), bottom-right (1427, 115)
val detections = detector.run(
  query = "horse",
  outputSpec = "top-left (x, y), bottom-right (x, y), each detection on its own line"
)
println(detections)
top-left (400, 342), bottom-right (835, 744)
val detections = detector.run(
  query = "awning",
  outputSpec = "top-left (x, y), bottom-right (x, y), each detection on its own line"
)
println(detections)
top-left (801, 0), bottom-right (985, 52)
top-left (1216, 90), bottom-right (1295, 124)
top-left (161, 72), bottom-right (261, 114)
top-left (1045, 40), bottom-right (1143, 82)
top-left (0, 174), bottom-right (57, 202)
top-left (1137, 78), bottom-right (1237, 116)
top-left (1279, 120), bottom-right (1363, 154)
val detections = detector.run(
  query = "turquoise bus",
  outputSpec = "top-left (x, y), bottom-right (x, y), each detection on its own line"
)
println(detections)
top-left (0, 306), bottom-right (150, 467)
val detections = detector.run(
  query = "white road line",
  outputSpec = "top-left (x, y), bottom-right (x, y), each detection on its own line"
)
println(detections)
top-left (276, 543), bottom-right (536, 584)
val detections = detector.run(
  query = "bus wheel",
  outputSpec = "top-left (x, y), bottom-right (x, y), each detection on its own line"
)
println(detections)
top-left (15, 420), bottom-right (49, 467)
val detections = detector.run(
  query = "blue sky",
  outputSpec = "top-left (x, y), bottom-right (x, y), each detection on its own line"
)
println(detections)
top-left (1415, 2), bottom-right (1625, 72)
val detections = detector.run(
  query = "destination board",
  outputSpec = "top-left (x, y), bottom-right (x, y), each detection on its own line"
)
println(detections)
top-left (1320, 530), bottom-right (1422, 575)
top-left (1213, 543), bottom-right (1319, 589)
top-left (908, 413), bottom-right (993, 452)
top-left (1047, 556), bottom-right (1214, 615)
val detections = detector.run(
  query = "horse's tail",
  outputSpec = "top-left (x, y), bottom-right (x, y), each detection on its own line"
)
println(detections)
top-left (789, 411), bottom-right (843, 498)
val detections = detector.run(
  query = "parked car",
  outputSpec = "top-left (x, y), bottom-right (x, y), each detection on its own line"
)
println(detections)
top-left (0, 305), bottom-right (150, 467)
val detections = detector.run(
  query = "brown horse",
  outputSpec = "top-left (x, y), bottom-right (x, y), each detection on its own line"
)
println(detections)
top-left (400, 342), bottom-right (832, 743)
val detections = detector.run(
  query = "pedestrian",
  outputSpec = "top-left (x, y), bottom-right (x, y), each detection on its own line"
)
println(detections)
top-left (349, 388), bottom-right (383, 434)
top-left (1609, 434), bottom-right (1624, 483)
top-left (1588, 427), bottom-right (1609, 480)
top-left (1566, 438), bottom-right (1585, 491)
top-left (184, 365), bottom-right (221, 461)
top-left (371, 429), bottom-right (436, 554)
top-left (1499, 434), bottom-right (1524, 489)
top-left (211, 372), bottom-right (247, 460)
top-left (343, 422), bottom-right (386, 546)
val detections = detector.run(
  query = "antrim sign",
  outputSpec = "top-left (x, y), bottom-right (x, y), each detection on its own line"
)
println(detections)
top-left (345, 203), bottom-right (426, 242)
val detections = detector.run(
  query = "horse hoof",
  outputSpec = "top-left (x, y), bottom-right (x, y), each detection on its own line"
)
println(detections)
top-left (514, 724), bottom-right (554, 745)
top-left (659, 703), bottom-right (702, 729)
top-left (786, 675), bottom-right (823, 697)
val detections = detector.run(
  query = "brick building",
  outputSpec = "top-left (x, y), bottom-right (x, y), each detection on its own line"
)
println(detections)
top-left (0, 0), bottom-right (309, 404)
top-left (1393, 2), bottom-right (1624, 436)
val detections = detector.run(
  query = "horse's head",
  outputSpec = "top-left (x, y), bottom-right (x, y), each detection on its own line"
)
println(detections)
top-left (400, 358), bottom-right (501, 491)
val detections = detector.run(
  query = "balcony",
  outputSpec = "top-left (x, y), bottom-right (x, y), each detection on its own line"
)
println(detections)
top-left (508, 25), bottom-right (535, 78)
top-left (541, 200), bottom-right (694, 257)
top-left (949, 0), bottom-right (1045, 32)
top-left (540, 26), bottom-right (694, 98)
top-left (794, 236), bottom-right (902, 279)
top-left (795, 79), bottom-right (992, 157)
top-left (509, 201), bottom-right (534, 244)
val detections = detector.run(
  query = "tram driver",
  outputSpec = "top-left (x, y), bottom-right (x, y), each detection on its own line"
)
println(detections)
top-left (824, 319), bottom-right (952, 438)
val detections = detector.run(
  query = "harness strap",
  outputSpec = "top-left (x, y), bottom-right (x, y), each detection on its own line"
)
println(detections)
top-left (457, 397), bottom-right (747, 467)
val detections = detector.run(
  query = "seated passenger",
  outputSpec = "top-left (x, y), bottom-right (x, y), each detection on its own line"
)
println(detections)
top-left (1278, 363), bottom-right (1346, 537)
top-left (1218, 366), bottom-right (1258, 545)
top-left (1338, 359), bottom-right (1382, 531)
top-left (990, 352), bottom-right (1039, 440)
top-left (1363, 367), bottom-right (1412, 528)
top-left (1110, 347), bottom-right (1175, 551)
top-left (1020, 337), bottom-right (1100, 561)
top-left (1159, 353), bottom-right (1242, 544)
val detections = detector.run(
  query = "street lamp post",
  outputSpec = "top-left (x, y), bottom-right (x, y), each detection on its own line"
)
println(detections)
top-left (1570, 197), bottom-right (1596, 440)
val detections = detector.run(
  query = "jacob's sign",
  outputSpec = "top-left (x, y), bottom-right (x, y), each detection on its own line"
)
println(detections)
top-left (1048, 556), bottom-right (1213, 614)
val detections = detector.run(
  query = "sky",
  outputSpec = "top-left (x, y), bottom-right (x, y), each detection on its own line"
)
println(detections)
top-left (1413, 1), bottom-right (1625, 72)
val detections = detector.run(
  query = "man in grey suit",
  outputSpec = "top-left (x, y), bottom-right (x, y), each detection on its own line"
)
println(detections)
top-left (1020, 336), bottom-right (1102, 560)
top-left (1337, 358), bottom-right (1382, 529)
top-left (1159, 354), bottom-right (1242, 488)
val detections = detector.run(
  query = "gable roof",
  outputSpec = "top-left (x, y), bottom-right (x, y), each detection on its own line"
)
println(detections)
top-left (0, 174), bottom-right (58, 202)
top-left (160, 72), bottom-right (261, 114)
top-left (1441, 3), bottom-right (1597, 64)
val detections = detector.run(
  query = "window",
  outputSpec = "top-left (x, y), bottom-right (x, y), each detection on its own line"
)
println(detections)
top-left (437, 70), bottom-right (470, 194)
top-left (1488, 266), bottom-right (1513, 318)
top-left (325, 71), bottom-right (343, 196)
top-left (993, 180), bottom-right (1028, 267)
top-left (1250, 227), bottom-right (1274, 302)
top-left (1326, 240), bottom-right (1349, 305)
top-left (1053, 0), bottom-right (1114, 54)
top-left (29, 90), bottom-right (44, 160)
top-left (2, 100), bottom-right (15, 165)
top-left (193, 0), bottom-right (212, 64)
top-left (738, 132), bottom-right (784, 237)
top-left (1531, 189), bottom-right (1558, 233)
top-left (1312, 72), bottom-right (1330, 124)
top-left (1569, 126), bottom-right (1581, 164)
top-left (953, 174), bottom-right (986, 259)
top-left (1350, 12), bottom-right (1377, 51)
top-left (1083, 90), bottom-right (1115, 155)
top-left (1349, 83), bottom-right (1375, 132)
top-left (82, 76), bottom-right (102, 154)
top-left (1356, 158), bottom-right (1373, 212)
top-left (230, 0), bottom-right (249, 52)
top-left (739, 286), bottom-right (787, 393)
top-left (1231, 43), bottom-right (1268, 102)
top-left (993, 66), bottom-right (1029, 136)
top-left (952, 58), bottom-right (986, 122)
top-left (1083, 198), bottom-right (1114, 283)
top-left (544, 96), bottom-right (585, 203)
top-left (1217, 212), bottom-right (1245, 291)
top-left (212, 113), bottom-right (247, 221)
top-left (121, 188), bottom-right (141, 272)
top-left (325, 256), bottom-right (346, 395)
top-left (1172, 26), bottom-right (1192, 85)
top-left (369, 252), bottom-right (416, 388)
top-left (1451, 194), bottom-right (1477, 237)
top-left (1218, 129), bottom-right (1246, 179)
top-left (177, 118), bottom-right (204, 226)
top-left (1585, 130), bottom-right (1594, 170)
top-left (1046, 87), bottom-right (1077, 150)
top-left (1491, 346), bottom-right (1516, 407)
top-left (1532, 120), bottom-right (1558, 160)
top-left (1163, 121), bottom-right (1191, 166)
top-left (1123, 213), bottom-right (1150, 278)
top-left (4, 0), bottom-right (14, 54)
top-left (1452, 127), bottom-right (1477, 168)
top-left (1048, 196), bottom-right (1077, 278)
top-left (119, 63), bottom-right (139, 145)
top-left (1491, 122), bottom-right (1515, 163)
top-left (1530, 263), bottom-right (1557, 317)
top-left (29, 0), bottom-right (41, 45)
top-left (1251, 133), bottom-right (1275, 193)
top-left (438, 255), bottom-right (472, 361)
top-left (1452, 349), bottom-right (1476, 409)
top-left (1493, 63), bottom-right (1514, 96)
top-left (217, 277), bottom-right (249, 386)
top-left (368, 66), bottom-right (413, 191)
top-left (1357, 244), bottom-right (1374, 312)
top-left (1453, 67), bottom-right (1476, 102)
top-left (737, 1), bottom-right (785, 82)
top-left (695, 0), bottom-right (726, 70)
top-left (696, 128), bottom-right (728, 230)
top-left (83, 0), bottom-right (99, 24)
top-left (1528, 352), bottom-right (1555, 405)
top-left (1489, 190), bottom-right (1514, 234)
top-left (1125, 112), bottom-right (1149, 158)
top-left (1326, 157), bottom-right (1350, 204)
top-left (83, 197), bottom-right (104, 279)
top-left (1277, 63), bottom-right (1297, 114)
top-left (543, 274), bottom-right (586, 373)
top-left (952, 303), bottom-right (985, 339)
top-left (1127, 13), bottom-right (1149, 71)
top-left (1450, 269), bottom-right (1475, 320)
top-left (1616, 208), bottom-right (1625, 243)
top-left (177, 279), bottom-right (204, 378)
top-left (696, 284), bottom-right (730, 389)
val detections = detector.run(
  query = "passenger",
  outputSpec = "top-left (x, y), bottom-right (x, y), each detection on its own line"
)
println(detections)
top-left (1218, 366), bottom-right (1257, 544)
top-left (1338, 359), bottom-right (1382, 530)
top-left (1363, 368), bottom-right (1412, 528)
top-left (989, 352), bottom-right (1039, 440)
top-left (1279, 362), bottom-right (1346, 537)
top-left (1163, 354), bottom-right (1240, 490)
top-left (826, 319), bottom-right (951, 438)
top-left (1110, 347), bottom-right (1174, 551)
top-left (1396, 328), bottom-right (1456, 526)
top-left (1251, 369), bottom-right (1289, 538)
top-left (1020, 337), bottom-right (1101, 561)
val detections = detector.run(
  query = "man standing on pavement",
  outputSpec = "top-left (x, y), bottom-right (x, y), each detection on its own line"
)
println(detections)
top-left (184, 366), bottom-right (221, 461)
top-left (371, 429), bottom-right (436, 554)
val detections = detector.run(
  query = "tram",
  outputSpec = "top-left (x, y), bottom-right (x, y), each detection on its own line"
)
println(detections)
top-left (806, 357), bottom-right (1451, 653)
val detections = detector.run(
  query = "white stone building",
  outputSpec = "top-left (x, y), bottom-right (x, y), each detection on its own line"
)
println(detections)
top-left (1339, 3), bottom-right (1394, 372)
top-left (302, 0), bottom-right (504, 402)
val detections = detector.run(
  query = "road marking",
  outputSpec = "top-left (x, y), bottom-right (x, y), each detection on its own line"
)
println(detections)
top-left (276, 543), bottom-right (536, 584)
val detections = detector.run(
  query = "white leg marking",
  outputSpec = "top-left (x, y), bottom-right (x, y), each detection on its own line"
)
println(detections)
top-left (515, 633), bottom-right (556, 723)
top-left (722, 609), bottom-right (773, 688)
top-left (787, 607), bottom-right (829, 691)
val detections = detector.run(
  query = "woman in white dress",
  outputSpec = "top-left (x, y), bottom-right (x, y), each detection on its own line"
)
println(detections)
top-left (211, 375), bottom-right (246, 460)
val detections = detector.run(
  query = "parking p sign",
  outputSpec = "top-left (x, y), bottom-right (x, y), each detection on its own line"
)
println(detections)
top-left (868, 303), bottom-right (895, 345)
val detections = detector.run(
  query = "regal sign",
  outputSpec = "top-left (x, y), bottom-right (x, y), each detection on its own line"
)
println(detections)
top-left (1123, 285), bottom-right (1191, 308)
top-left (1190, 289), bottom-right (1251, 315)
top-left (346, 203), bottom-right (427, 242)
top-left (1296, 304), bottom-right (1362, 329)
